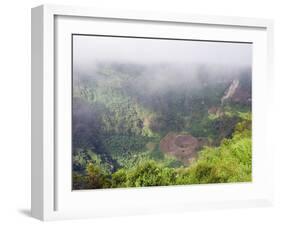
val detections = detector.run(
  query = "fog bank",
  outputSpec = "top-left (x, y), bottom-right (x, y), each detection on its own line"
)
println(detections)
top-left (73, 35), bottom-right (252, 76)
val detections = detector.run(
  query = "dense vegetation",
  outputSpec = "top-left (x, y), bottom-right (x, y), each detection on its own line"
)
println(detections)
top-left (72, 62), bottom-right (252, 189)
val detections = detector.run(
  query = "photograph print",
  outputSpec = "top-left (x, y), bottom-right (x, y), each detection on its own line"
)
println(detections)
top-left (72, 35), bottom-right (252, 190)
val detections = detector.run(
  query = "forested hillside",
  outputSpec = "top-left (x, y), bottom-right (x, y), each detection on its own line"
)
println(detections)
top-left (72, 62), bottom-right (252, 189)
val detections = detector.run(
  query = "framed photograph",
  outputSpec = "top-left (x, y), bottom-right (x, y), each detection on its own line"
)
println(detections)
top-left (31, 4), bottom-right (274, 221)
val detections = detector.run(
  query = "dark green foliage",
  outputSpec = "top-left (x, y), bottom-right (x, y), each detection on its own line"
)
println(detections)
top-left (86, 163), bottom-right (111, 189)
top-left (73, 117), bottom-right (252, 189)
top-left (72, 172), bottom-right (89, 190)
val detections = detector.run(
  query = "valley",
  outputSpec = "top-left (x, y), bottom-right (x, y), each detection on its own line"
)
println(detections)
top-left (72, 62), bottom-right (252, 189)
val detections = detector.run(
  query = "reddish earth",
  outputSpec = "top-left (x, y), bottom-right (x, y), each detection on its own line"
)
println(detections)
top-left (208, 106), bottom-right (224, 117)
top-left (160, 133), bottom-right (207, 164)
top-left (231, 87), bottom-right (251, 104)
top-left (221, 79), bottom-right (251, 105)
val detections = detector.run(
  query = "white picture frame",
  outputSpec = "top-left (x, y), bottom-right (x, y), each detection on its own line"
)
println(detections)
top-left (31, 4), bottom-right (274, 221)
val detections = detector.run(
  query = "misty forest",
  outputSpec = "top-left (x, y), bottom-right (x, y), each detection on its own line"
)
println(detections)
top-left (72, 36), bottom-right (252, 190)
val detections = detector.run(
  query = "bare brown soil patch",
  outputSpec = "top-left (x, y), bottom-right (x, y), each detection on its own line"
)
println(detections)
top-left (160, 133), bottom-right (207, 164)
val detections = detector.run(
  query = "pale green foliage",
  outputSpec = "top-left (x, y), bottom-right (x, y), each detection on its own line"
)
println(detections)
top-left (176, 117), bottom-right (252, 184)
top-left (125, 160), bottom-right (176, 187)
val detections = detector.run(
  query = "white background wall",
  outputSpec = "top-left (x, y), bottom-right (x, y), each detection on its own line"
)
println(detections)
top-left (0, 0), bottom-right (280, 225)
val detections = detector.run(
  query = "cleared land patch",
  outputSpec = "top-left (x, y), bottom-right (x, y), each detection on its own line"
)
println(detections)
top-left (160, 133), bottom-right (207, 164)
